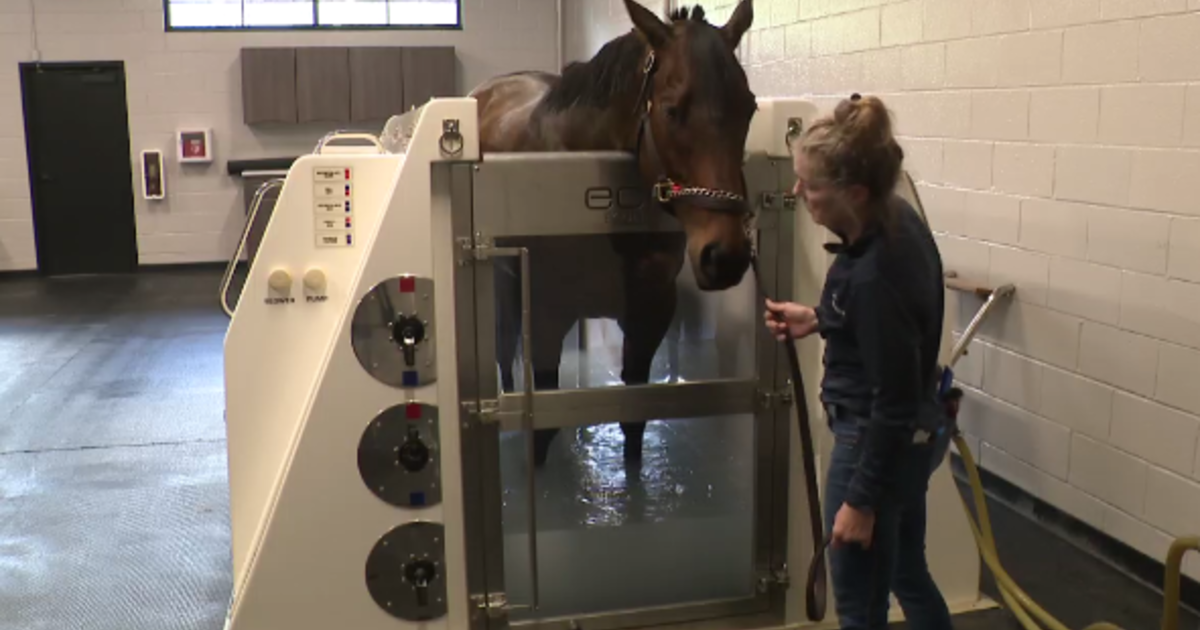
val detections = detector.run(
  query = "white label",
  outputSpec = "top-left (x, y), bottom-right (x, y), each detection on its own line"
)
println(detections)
top-left (313, 166), bottom-right (349, 182)
top-left (314, 182), bottom-right (352, 200)
top-left (314, 199), bottom-right (350, 215)
top-left (315, 215), bottom-right (353, 231)
top-left (315, 230), bottom-right (355, 248)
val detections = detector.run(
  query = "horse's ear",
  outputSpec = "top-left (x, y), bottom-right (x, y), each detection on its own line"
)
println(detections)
top-left (623, 0), bottom-right (671, 49)
top-left (720, 0), bottom-right (754, 49)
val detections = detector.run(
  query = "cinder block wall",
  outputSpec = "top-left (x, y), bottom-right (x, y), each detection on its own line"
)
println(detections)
top-left (0, 0), bottom-right (558, 269)
top-left (711, 0), bottom-right (1200, 580)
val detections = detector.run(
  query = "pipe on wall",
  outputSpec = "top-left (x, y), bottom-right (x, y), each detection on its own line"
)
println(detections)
top-left (556, 0), bottom-right (563, 70)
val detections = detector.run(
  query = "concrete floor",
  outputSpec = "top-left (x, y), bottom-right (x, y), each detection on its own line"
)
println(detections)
top-left (0, 267), bottom-right (1193, 630)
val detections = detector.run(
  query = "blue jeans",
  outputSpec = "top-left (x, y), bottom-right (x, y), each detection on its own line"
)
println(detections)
top-left (824, 412), bottom-right (953, 630)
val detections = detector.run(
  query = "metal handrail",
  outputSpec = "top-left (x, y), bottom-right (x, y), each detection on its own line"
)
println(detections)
top-left (220, 178), bottom-right (285, 318)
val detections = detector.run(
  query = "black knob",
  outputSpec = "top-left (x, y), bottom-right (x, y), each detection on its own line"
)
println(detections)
top-left (392, 315), bottom-right (425, 347)
top-left (392, 315), bottom-right (426, 367)
top-left (404, 559), bottom-right (437, 607)
top-left (397, 428), bottom-right (430, 472)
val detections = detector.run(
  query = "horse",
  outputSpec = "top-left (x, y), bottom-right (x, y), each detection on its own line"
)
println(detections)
top-left (468, 0), bottom-right (758, 467)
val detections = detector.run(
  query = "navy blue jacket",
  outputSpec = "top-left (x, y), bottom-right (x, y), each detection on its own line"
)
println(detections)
top-left (814, 194), bottom-right (946, 512)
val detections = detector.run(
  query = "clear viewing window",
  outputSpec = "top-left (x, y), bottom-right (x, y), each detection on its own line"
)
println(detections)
top-left (164, 0), bottom-right (462, 30)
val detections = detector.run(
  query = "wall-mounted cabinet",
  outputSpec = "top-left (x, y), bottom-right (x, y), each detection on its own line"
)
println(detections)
top-left (239, 46), bottom-right (457, 126)
top-left (349, 47), bottom-right (405, 123)
top-left (241, 48), bottom-right (298, 125)
top-left (296, 47), bottom-right (350, 124)
top-left (402, 47), bottom-right (456, 112)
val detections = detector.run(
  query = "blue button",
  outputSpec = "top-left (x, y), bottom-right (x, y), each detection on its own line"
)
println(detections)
top-left (410, 492), bottom-right (426, 506)
top-left (403, 371), bottom-right (418, 387)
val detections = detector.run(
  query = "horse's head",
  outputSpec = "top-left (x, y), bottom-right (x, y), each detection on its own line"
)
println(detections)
top-left (625, 0), bottom-right (756, 291)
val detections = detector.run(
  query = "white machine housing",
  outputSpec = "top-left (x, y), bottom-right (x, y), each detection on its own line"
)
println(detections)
top-left (222, 96), bottom-right (986, 630)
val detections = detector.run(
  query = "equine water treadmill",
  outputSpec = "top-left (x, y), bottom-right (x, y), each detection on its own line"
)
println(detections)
top-left (221, 96), bottom-right (986, 630)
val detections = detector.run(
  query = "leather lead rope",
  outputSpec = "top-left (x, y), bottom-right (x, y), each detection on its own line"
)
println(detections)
top-left (751, 255), bottom-right (829, 623)
top-left (633, 43), bottom-right (830, 621)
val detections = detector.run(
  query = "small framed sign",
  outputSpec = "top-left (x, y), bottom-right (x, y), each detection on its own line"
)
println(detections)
top-left (177, 128), bottom-right (213, 163)
top-left (141, 149), bottom-right (165, 200)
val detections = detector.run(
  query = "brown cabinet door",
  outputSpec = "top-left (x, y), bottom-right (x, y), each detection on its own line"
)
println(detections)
top-left (349, 47), bottom-right (406, 123)
top-left (296, 47), bottom-right (350, 124)
top-left (241, 48), bottom-right (298, 124)
top-left (401, 47), bottom-right (457, 111)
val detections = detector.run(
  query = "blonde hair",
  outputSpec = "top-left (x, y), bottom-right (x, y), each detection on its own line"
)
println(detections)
top-left (797, 94), bottom-right (904, 203)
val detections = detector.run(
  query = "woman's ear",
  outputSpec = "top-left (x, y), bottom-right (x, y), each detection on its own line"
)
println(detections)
top-left (848, 184), bottom-right (871, 209)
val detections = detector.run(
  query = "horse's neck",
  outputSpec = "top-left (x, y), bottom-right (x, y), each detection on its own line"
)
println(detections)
top-left (535, 37), bottom-right (649, 152)
top-left (539, 101), bottom-right (641, 152)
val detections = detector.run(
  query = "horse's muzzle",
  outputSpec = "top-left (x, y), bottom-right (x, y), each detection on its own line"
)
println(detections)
top-left (699, 241), bottom-right (751, 291)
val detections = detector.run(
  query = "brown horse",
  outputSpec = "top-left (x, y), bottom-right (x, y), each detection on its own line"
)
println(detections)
top-left (469, 1), bottom-right (758, 466)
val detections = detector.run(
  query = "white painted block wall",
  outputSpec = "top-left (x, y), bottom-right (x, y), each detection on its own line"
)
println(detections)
top-left (711, 0), bottom-right (1200, 581)
top-left (0, 0), bottom-right (558, 270)
top-left (562, 0), bottom-right (665, 64)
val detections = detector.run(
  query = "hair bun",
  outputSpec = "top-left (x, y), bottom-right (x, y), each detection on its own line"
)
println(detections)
top-left (832, 94), bottom-right (894, 149)
top-left (797, 93), bottom-right (903, 202)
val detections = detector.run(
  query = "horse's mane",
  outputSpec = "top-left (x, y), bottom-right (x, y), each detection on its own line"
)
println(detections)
top-left (540, 4), bottom-right (725, 113)
top-left (669, 5), bottom-right (707, 22)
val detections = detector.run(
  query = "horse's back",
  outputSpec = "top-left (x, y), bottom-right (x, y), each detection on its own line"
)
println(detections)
top-left (471, 71), bottom-right (558, 152)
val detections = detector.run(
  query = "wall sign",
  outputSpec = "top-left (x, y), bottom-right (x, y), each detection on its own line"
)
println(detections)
top-left (177, 128), bottom-right (213, 164)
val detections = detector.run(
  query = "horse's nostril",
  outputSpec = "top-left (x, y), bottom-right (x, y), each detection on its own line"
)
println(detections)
top-left (701, 243), bottom-right (720, 270)
top-left (699, 242), bottom-right (750, 288)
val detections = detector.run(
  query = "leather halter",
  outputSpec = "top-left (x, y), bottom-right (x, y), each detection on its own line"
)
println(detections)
top-left (632, 51), bottom-right (752, 224)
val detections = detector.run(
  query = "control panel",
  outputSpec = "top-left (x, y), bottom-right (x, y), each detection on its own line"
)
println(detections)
top-left (349, 275), bottom-right (438, 388)
top-left (357, 402), bottom-right (441, 508)
top-left (364, 521), bottom-right (447, 622)
top-left (313, 165), bottom-right (355, 249)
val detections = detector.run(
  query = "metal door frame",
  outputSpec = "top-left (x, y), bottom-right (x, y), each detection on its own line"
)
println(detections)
top-left (449, 153), bottom-right (799, 630)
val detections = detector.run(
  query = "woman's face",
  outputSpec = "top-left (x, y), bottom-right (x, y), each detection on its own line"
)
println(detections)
top-left (792, 151), bottom-right (849, 232)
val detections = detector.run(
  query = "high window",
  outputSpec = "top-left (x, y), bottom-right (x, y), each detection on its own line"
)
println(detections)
top-left (165, 0), bottom-right (461, 30)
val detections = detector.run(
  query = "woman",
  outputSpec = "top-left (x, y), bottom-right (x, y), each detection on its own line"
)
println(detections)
top-left (763, 94), bottom-right (953, 630)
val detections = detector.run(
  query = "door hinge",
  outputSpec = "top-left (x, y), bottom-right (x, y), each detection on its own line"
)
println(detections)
top-left (456, 234), bottom-right (500, 266)
top-left (462, 399), bottom-right (508, 424)
top-left (761, 191), bottom-right (797, 211)
top-left (757, 565), bottom-right (791, 593)
top-left (757, 386), bottom-right (794, 409)
top-left (471, 592), bottom-right (530, 619)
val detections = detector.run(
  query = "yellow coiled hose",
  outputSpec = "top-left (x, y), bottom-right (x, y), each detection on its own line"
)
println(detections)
top-left (952, 432), bottom-right (1200, 630)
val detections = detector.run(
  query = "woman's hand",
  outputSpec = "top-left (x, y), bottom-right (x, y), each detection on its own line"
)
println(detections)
top-left (832, 503), bottom-right (876, 549)
top-left (763, 299), bottom-right (819, 340)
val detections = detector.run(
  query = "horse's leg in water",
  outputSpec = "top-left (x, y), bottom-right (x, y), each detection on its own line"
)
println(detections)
top-left (494, 259), bottom-right (520, 392)
top-left (617, 248), bottom-right (682, 461)
top-left (530, 303), bottom-right (578, 467)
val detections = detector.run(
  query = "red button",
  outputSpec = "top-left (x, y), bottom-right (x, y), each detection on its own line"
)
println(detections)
top-left (399, 276), bottom-right (416, 293)
top-left (406, 403), bottom-right (422, 419)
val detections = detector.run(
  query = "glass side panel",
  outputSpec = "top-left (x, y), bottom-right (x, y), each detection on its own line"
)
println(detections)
top-left (488, 233), bottom-right (759, 395)
top-left (497, 412), bottom-right (759, 621)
